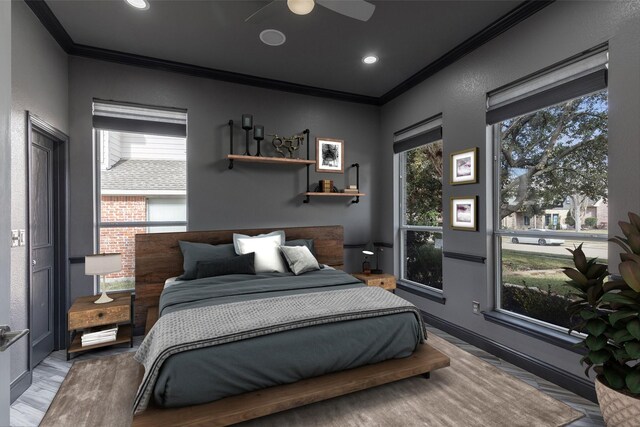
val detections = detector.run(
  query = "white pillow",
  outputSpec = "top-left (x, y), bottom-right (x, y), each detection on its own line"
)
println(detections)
top-left (233, 232), bottom-right (287, 273)
top-left (233, 230), bottom-right (285, 254)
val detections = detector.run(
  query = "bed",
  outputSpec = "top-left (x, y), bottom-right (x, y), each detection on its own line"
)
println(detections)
top-left (132, 225), bottom-right (449, 426)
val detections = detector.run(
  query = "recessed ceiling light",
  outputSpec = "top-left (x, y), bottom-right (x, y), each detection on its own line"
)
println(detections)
top-left (125, 0), bottom-right (149, 10)
top-left (260, 29), bottom-right (286, 47)
top-left (363, 55), bottom-right (378, 65)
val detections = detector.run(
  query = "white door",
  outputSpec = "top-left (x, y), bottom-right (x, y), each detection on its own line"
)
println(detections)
top-left (0, 0), bottom-right (12, 423)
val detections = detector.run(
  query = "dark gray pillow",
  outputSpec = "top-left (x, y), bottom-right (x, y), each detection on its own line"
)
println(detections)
top-left (195, 253), bottom-right (255, 279)
top-left (280, 245), bottom-right (321, 276)
top-left (284, 239), bottom-right (315, 255)
top-left (177, 241), bottom-right (237, 280)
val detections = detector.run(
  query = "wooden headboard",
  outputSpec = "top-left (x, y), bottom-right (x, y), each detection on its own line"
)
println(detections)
top-left (134, 225), bottom-right (344, 334)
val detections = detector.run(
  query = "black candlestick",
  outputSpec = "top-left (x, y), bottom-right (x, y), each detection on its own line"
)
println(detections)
top-left (242, 114), bottom-right (253, 156)
top-left (254, 125), bottom-right (264, 157)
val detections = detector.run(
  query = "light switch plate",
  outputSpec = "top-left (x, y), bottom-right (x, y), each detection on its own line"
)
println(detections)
top-left (11, 230), bottom-right (19, 247)
top-left (18, 230), bottom-right (25, 246)
top-left (472, 301), bottom-right (480, 315)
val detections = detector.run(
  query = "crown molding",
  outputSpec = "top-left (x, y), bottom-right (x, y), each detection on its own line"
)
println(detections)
top-left (24, 0), bottom-right (554, 106)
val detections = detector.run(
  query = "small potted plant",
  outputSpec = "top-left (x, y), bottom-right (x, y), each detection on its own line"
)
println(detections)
top-left (564, 212), bottom-right (640, 425)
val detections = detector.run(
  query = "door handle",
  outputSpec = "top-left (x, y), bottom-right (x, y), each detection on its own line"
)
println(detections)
top-left (32, 259), bottom-right (36, 265)
top-left (0, 325), bottom-right (29, 352)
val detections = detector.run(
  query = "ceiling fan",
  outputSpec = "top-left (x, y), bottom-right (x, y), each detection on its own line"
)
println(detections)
top-left (245, 0), bottom-right (376, 23)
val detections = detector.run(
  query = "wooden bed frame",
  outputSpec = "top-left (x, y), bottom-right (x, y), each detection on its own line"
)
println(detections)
top-left (133, 225), bottom-right (450, 426)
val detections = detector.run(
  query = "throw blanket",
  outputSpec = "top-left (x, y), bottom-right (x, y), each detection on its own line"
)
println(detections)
top-left (133, 286), bottom-right (426, 414)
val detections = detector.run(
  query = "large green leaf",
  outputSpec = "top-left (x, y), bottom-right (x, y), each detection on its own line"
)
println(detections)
top-left (610, 236), bottom-right (632, 254)
top-left (588, 349), bottom-right (611, 364)
top-left (573, 245), bottom-right (588, 273)
top-left (620, 253), bottom-right (640, 264)
top-left (601, 292), bottom-right (638, 306)
top-left (628, 319), bottom-right (640, 340)
top-left (586, 263), bottom-right (607, 279)
top-left (620, 261), bottom-right (640, 292)
top-left (629, 212), bottom-right (640, 231)
top-left (624, 341), bottom-right (640, 359)
top-left (564, 268), bottom-right (588, 287)
top-left (586, 319), bottom-right (607, 336)
top-left (586, 334), bottom-right (607, 351)
top-left (609, 310), bottom-right (638, 326)
top-left (625, 370), bottom-right (640, 395)
top-left (581, 310), bottom-right (598, 320)
top-left (603, 280), bottom-right (631, 292)
top-left (604, 366), bottom-right (626, 390)
top-left (619, 221), bottom-right (636, 239)
top-left (629, 234), bottom-right (640, 254)
top-left (614, 348), bottom-right (630, 362)
top-left (612, 329), bottom-right (635, 344)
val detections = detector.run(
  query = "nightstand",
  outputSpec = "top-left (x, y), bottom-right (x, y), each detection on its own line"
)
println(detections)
top-left (351, 273), bottom-right (397, 292)
top-left (67, 291), bottom-right (133, 360)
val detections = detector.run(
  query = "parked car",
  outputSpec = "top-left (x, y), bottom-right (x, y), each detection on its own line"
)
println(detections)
top-left (510, 230), bottom-right (565, 246)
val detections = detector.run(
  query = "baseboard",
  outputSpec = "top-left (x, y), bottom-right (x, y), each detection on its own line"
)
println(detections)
top-left (421, 311), bottom-right (597, 403)
top-left (10, 370), bottom-right (32, 403)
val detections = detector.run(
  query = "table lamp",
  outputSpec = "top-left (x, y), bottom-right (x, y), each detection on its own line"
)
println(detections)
top-left (363, 242), bottom-right (383, 274)
top-left (85, 253), bottom-right (122, 304)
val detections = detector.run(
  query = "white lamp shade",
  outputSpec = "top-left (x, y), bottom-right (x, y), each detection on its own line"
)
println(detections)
top-left (287, 0), bottom-right (314, 15)
top-left (85, 253), bottom-right (122, 276)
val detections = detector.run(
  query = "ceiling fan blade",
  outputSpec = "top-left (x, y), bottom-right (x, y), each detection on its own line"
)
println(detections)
top-left (316, 0), bottom-right (376, 22)
top-left (244, 1), bottom-right (277, 23)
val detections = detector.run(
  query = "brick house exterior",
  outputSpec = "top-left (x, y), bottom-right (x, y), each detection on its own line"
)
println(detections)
top-left (100, 196), bottom-right (147, 279)
top-left (98, 131), bottom-right (187, 287)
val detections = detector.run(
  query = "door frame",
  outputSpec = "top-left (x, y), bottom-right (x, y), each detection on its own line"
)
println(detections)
top-left (15, 113), bottom-right (69, 400)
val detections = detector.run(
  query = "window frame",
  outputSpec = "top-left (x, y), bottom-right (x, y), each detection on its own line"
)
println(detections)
top-left (398, 140), bottom-right (444, 293)
top-left (93, 128), bottom-right (188, 293)
top-left (491, 95), bottom-right (608, 333)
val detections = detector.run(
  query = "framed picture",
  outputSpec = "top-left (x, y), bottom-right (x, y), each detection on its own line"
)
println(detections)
top-left (316, 138), bottom-right (344, 173)
top-left (451, 196), bottom-right (478, 231)
top-left (450, 147), bottom-right (478, 185)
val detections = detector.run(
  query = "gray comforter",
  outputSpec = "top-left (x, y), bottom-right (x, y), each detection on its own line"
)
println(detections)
top-left (136, 269), bottom-right (425, 411)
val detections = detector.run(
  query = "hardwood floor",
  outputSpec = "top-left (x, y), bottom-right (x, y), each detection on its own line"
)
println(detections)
top-left (9, 326), bottom-right (604, 426)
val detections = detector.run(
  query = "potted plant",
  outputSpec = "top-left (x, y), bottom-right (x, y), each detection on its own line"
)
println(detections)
top-left (564, 212), bottom-right (640, 425)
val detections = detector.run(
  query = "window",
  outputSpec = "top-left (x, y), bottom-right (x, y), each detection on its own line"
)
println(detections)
top-left (396, 117), bottom-right (444, 291)
top-left (94, 101), bottom-right (187, 292)
top-left (489, 48), bottom-right (608, 331)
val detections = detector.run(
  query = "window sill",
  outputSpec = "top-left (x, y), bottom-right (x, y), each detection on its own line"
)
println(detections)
top-left (397, 280), bottom-right (446, 304)
top-left (482, 310), bottom-right (583, 354)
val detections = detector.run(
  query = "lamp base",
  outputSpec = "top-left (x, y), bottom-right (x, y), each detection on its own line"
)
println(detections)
top-left (371, 269), bottom-right (384, 274)
top-left (94, 291), bottom-right (114, 304)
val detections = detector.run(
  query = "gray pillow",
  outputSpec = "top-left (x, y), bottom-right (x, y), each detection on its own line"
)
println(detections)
top-left (285, 239), bottom-right (315, 255)
top-left (195, 253), bottom-right (255, 279)
top-left (177, 241), bottom-right (237, 280)
top-left (279, 245), bottom-right (321, 276)
top-left (233, 230), bottom-right (285, 255)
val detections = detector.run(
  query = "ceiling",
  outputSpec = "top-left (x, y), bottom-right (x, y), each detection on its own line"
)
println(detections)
top-left (42, 0), bottom-right (542, 101)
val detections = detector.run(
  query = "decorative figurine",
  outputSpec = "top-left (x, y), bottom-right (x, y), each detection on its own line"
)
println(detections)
top-left (270, 133), bottom-right (305, 158)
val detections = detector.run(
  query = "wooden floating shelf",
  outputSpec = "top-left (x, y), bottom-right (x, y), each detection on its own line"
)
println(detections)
top-left (304, 192), bottom-right (366, 197)
top-left (227, 155), bottom-right (315, 165)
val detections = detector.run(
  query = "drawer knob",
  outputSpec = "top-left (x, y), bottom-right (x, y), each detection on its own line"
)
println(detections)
top-left (380, 281), bottom-right (385, 285)
top-left (97, 312), bottom-right (104, 318)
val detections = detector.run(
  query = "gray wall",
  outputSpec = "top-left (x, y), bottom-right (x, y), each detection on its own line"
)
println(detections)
top-left (378, 1), bottom-right (640, 380)
top-left (0, 0), bottom-right (12, 422)
top-left (10, 0), bottom-right (69, 386)
top-left (67, 56), bottom-right (379, 301)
